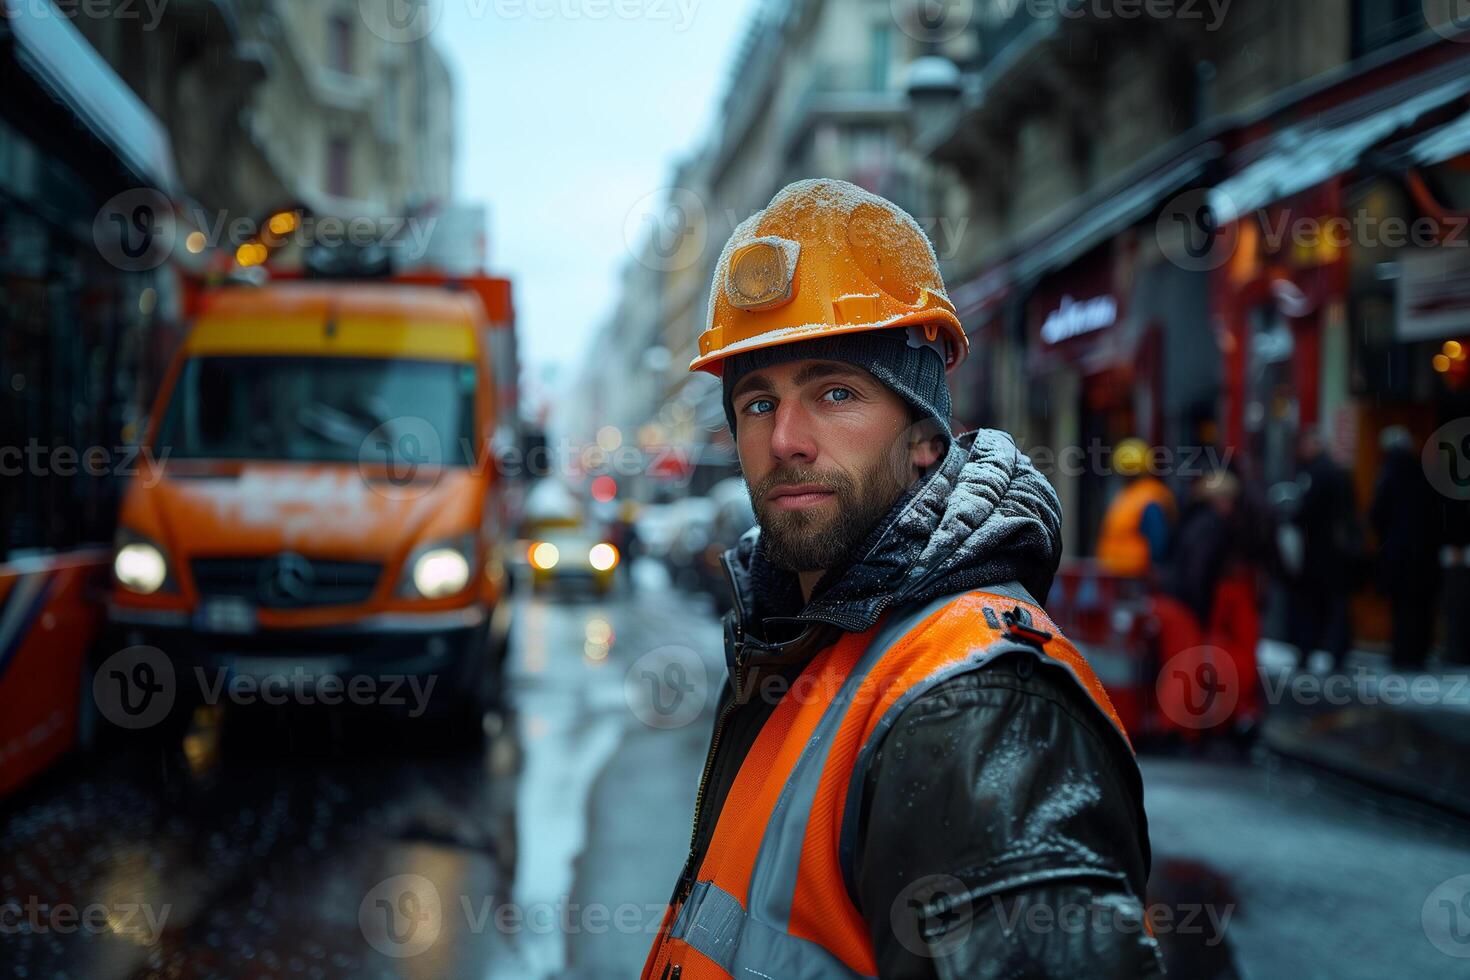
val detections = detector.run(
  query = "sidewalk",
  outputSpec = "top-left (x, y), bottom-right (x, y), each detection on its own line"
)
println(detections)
top-left (1256, 640), bottom-right (1470, 817)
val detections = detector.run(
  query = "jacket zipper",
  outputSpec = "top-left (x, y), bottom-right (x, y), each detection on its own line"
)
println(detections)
top-left (668, 563), bottom-right (902, 905)
top-left (672, 552), bottom-right (746, 905)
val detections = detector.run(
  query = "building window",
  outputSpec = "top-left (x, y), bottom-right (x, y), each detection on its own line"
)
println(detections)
top-left (869, 23), bottom-right (891, 91)
top-left (327, 136), bottom-right (351, 198)
top-left (330, 13), bottom-right (354, 74)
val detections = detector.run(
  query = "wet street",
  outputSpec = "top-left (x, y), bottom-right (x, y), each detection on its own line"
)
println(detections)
top-left (3, 564), bottom-right (1469, 979)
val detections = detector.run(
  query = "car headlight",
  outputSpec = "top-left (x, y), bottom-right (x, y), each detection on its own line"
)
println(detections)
top-left (413, 548), bottom-right (470, 598)
top-left (588, 542), bottom-right (619, 572)
top-left (114, 533), bottom-right (170, 594)
top-left (529, 542), bottom-right (560, 570)
top-left (398, 535), bottom-right (475, 599)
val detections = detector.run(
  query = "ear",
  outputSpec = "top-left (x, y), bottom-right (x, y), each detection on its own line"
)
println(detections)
top-left (908, 429), bottom-right (945, 471)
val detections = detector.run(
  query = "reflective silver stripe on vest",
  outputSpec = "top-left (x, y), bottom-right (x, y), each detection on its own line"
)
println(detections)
top-left (672, 586), bottom-right (998, 979)
top-left (670, 878), bottom-right (871, 979)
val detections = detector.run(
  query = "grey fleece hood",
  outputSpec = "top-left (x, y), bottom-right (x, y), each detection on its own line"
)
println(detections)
top-left (723, 428), bottom-right (1063, 661)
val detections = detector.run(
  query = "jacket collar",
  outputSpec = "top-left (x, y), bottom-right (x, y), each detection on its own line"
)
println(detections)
top-left (722, 429), bottom-right (1062, 675)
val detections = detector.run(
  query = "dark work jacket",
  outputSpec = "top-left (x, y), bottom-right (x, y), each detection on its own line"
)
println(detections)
top-left (671, 429), bottom-right (1163, 978)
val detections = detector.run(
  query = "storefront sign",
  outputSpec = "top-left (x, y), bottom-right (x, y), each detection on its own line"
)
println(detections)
top-left (1041, 294), bottom-right (1118, 345)
top-left (1398, 247), bottom-right (1470, 342)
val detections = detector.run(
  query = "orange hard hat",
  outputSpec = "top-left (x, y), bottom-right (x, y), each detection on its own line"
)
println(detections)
top-left (690, 179), bottom-right (968, 375)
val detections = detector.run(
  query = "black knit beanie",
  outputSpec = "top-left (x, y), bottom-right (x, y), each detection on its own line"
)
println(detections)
top-left (721, 326), bottom-right (952, 439)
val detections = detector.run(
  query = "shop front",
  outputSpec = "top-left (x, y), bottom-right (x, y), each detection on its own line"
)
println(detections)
top-left (1024, 243), bottom-right (1136, 558)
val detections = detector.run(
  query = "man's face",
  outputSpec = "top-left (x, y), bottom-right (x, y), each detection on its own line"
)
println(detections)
top-left (729, 358), bottom-right (945, 573)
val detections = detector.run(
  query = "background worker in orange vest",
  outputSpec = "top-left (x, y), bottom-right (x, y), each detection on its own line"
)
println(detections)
top-left (645, 180), bottom-right (1161, 979)
top-left (1096, 438), bottom-right (1177, 578)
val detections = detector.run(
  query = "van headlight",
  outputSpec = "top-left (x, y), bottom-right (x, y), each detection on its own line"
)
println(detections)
top-left (114, 533), bottom-right (170, 594)
top-left (400, 536), bottom-right (474, 599)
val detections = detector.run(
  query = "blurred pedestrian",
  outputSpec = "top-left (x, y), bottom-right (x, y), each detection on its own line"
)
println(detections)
top-left (1096, 437), bottom-right (1176, 579)
top-left (1369, 426), bottom-right (1442, 669)
top-left (617, 499), bottom-right (641, 592)
top-left (644, 179), bottom-right (1162, 979)
top-left (1158, 470), bottom-right (1263, 739)
top-left (1285, 427), bottom-right (1361, 672)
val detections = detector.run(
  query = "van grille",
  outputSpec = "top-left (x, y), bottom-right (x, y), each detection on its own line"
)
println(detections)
top-left (191, 555), bottom-right (383, 609)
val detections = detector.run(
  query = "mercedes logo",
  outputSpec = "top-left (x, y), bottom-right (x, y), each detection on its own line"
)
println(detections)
top-left (259, 552), bottom-right (315, 605)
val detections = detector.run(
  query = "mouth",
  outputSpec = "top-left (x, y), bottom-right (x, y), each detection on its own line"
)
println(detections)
top-left (766, 484), bottom-right (836, 511)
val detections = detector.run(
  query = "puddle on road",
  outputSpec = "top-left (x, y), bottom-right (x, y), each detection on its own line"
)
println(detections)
top-left (1147, 857), bottom-right (1242, 979)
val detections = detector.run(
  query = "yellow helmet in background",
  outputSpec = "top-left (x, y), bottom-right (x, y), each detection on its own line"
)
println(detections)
top-left (690, 179), bottom-right (968, 375)
top-left (1113, 438), bottom-right (1152, 478)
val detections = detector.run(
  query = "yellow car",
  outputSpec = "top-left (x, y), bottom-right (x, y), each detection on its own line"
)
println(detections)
top-left (524, 519), bottom-right (620, 597)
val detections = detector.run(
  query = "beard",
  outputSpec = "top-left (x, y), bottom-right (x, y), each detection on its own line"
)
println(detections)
top-left (750, 447), bottom-right (912, 574)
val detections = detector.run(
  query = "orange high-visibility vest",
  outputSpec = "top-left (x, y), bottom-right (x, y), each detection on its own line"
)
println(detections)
top-left (642, 585), bottom-right (1133, 980)
top-left (1096, 477), bottom-right (1176, 577)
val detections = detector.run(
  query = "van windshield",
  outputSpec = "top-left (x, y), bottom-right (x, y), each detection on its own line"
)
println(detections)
top-left (156, 355), bottom-right (477, 464)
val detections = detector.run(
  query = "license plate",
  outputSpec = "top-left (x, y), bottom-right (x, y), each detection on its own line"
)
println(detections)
top-left (194, 597), bottom-right (257, 634)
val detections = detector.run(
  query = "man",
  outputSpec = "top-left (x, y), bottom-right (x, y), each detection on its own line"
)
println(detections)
top-left (1096, 437), bottom-right (1176, 578)
top-left (1369, 426), bottom-right (1442, 669)
top-left (643, 180), bottom-right (1160, 979)
top-left (1286, 427), bottom-right (1360, 672)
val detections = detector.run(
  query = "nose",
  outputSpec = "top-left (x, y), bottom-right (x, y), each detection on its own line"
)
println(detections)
top-left (767, 398), bottom-right (817, 465)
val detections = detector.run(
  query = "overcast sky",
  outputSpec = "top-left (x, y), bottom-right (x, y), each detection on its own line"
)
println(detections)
top-left (435, 0), bottom-right (761, 400)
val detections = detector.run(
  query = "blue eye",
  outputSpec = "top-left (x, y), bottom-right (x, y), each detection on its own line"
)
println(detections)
top-left (744, 398), bottom-right (775, 415)
top-left (824, 387), bottom-right (852, 403)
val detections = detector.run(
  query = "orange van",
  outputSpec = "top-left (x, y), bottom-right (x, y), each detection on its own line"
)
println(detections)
top-left (104, 277), bottom-right (515, 742)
